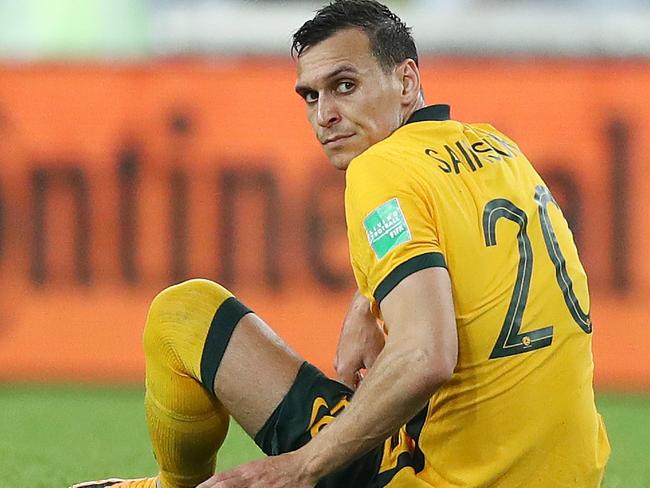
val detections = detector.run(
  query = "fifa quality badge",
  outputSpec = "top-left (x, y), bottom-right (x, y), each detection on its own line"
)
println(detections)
top-left (363, 198), bottom-right (412, 260)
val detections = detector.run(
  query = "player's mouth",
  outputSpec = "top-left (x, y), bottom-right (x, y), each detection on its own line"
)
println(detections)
top-left (322, 134), bottom-right (354, 146)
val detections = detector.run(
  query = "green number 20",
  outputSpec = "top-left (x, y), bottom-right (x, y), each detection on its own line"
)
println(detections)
top-left (483, 185), bottom-right (591, 359)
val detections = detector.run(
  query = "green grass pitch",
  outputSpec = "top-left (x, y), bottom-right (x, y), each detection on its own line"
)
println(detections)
top-left (1, 386), bottom-right (648, 487)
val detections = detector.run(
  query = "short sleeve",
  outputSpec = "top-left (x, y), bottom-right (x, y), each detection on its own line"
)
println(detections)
top-left (345, 150), bottom-right (447, 309)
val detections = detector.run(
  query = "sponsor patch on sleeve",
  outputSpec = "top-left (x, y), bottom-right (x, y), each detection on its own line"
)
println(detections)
top-left (363, 198), bottom-right (412, 260)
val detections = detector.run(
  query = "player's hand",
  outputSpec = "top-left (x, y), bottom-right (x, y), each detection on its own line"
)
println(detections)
top-left (196, 450), bottom-right (316, 488)
top-left (334, 291), bottom-right (385, 390)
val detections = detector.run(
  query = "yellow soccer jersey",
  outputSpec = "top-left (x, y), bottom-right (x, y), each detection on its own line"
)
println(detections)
top-left (345, 105), bottom-right (610, 487)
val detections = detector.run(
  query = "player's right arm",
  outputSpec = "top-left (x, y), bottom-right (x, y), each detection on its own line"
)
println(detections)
top-left (300, 266), bottom-right (458, 481)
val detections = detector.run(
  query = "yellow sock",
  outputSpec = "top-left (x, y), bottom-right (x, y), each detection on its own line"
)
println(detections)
top-left (143, 279), bottom-right (236, 488)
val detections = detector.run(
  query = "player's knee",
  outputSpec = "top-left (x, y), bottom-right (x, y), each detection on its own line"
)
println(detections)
top-left (155, 279), bottom-right (232, 306)
top-left (148, 277), bottom-right (231, 320)
top-left (143, 279), bottom-right (236, 372)
top-left (145, 278), bottom-right (232, 336)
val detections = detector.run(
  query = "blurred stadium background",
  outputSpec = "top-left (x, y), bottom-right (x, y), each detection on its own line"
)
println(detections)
top-left (1, 0), bottom-right (649, 486)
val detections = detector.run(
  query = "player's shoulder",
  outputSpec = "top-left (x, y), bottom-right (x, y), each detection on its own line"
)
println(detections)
top-left (467, 122), bottom-right (521, 152)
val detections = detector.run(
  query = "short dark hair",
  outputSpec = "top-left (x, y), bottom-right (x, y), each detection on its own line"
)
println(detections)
top-left (292, 0), bottom-right (418, 70)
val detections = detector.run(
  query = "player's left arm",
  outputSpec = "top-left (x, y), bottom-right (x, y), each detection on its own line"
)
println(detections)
top-left (334, 289), bottom-right (385, 389)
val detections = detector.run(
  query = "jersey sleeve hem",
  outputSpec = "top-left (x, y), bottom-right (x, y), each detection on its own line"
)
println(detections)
top-left (373, 252), bottom-right (447, 305)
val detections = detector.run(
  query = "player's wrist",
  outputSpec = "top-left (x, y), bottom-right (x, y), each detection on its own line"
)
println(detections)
top-left (298, 439), bottom-right (332, 482)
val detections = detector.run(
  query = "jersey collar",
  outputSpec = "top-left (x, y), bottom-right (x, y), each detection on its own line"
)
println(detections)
top-left (405, 104), bottom-right (451, 124)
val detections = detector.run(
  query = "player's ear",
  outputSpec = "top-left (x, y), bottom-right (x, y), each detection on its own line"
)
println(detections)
top-left (398, 59), bottom-right (421, 105)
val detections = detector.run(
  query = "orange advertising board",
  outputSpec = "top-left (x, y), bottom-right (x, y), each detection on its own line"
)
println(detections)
top-left (0, 59), bottom-right (648, 388)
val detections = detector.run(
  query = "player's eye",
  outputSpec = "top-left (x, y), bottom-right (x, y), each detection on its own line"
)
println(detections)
top-left (304, 91), bottom-right (319, 104)
top-left (336, 81), bottom-right (355, 94)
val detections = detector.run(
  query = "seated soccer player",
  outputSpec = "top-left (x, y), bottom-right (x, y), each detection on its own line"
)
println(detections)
top-left (74, 1), bottom-right (609, 487)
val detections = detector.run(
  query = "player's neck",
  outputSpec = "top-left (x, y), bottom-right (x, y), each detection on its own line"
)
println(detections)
top-left (401, 95), bottom-right (426, 126)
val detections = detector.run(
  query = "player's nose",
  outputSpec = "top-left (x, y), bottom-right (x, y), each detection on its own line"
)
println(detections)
top-left (317, 95), bottom-right (341, 128)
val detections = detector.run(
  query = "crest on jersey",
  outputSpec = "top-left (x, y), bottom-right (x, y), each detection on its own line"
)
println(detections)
top-left (363, 198), bottom-right (412, 260)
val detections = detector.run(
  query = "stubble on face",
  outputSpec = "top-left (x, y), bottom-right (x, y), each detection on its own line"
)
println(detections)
top-left (295, 28), bottom-right (404, 170)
